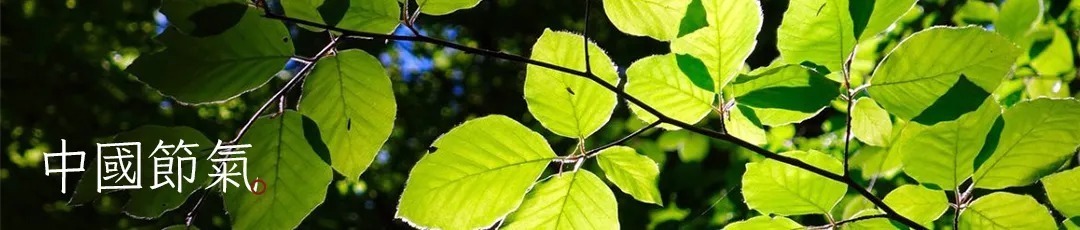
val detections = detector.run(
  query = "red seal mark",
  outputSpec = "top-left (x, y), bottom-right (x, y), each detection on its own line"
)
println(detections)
top-left (250, 177), bottom-right (267, 195)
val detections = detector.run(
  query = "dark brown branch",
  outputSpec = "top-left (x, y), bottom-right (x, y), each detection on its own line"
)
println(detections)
top-left (259, 11), bottom-right (926, 230)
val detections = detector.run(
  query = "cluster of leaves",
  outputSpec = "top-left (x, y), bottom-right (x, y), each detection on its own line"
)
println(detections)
top-left (63, 0), bottom-right (1080, 229)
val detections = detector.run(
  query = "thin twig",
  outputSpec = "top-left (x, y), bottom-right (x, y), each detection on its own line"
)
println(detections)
top-left (583, 121), bottom-right (661, 158)
top-left (583, 0), bottom-right (592, 75)
top-left (842, 49), bottom-right (857, 175)
top-left (226, 36), bottom-right (340, 144)
top-left (259, 12), bottom-right (926, 230)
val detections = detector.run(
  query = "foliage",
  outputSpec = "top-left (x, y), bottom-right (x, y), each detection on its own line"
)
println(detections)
top-left (3, 0), bottom-right (1079, 229)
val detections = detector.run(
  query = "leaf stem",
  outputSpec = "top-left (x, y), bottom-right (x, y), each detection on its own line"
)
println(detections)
top-left (583, 121), bottom-right (661, 158)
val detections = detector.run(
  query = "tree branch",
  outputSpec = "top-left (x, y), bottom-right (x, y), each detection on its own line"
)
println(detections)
top-left (227, 36), bottom-right (339, 144)
top-left (259, 11), bottom-right (926, 230)
top-left (842, 48), bottom-right (857, 175)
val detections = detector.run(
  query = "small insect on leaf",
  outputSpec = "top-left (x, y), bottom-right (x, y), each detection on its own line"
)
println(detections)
top-left (566, 87), bottom-right (575, 95)
top-left (427, 146), bottom-right (438, 154)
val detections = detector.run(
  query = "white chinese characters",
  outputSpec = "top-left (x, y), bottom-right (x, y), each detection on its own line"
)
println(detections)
top-left (43, 139), bottom-right (262, 195)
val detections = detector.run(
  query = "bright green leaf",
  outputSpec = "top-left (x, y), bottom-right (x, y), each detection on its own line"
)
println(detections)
top-left (722, 216), bottom-right (802, 230)
top-left (525, 29), bottom-right (620, 139)
top-left (959, 192), bottom-right (1056, 230)
top-left (852, 146), bottom-right (901, 179)
top-left (994, 0), bottom-right (1043, 42)
top-left (282, 0), bottom-right (400, 34)
top-left (397, 115), bottom-right (556, 229)
top-left (742, 150), bottom-right (846, 216)
top-left (868, 26), bottom-right (1019, 124)
top-left (502, 170), bottom-right (619, 229)
top-left (226, 111), bottom-right (333, 229)
top-left (851, 97), bottom-right (892, 146)
top-left (1067, 218), bottom-right (1080, 230)
top-left (883, 185), bottom-right (948, 226)
top-left (730, 64), bottom-right (840, 126)
top-left (953, 1), bottom-right (998, 25)
top-left (596, 146), bottom-right (662, 205)
top-left (127, 4), bottom-right (293, 104)
top-left (670, 0), bottom-right (762, 92)
top-left (1030, 25), bottom-right (1076, 77)
top-left (901, 99), bottom-right (1000, 190)
top-left (853, 0), bottom-right (917, 41)
top-left (727, 105), bottom-right (766, 146)
top-left (778, 0), bottom-right (914, 71)
top-left (776, 0), bottom-right (855, 71)
top-left (416, 0), bottom-right (482, 15)
top-left (625, 54), bottom-right (714, 129)
top-left (1026, 77), bottom-right (1071, 99)
top-left (973, 98), bottom-right (1080, 189)
top-left (299, 49), bottom-right (396, 180)
top-left (1042, 167), bottom-right (1080, 217)
top-left (602, 0), bottom-right (691, 41)
top-left (842, 209), bottom-right (898, 230)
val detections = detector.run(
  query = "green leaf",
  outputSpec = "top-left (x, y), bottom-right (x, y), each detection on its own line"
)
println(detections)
top-left (994, 0), bottom-right (1043, 42)
top-left (397, 115), bottom-right (556, 229)
top-left (722, 216), bottom-right (802, 230)
top-left (670, 0), bottom-right (762, 92)
top-left (959, 192), bottom-right (1056, 230)
top-left (602, 0), bottom-right (691, 41)
top-left (973, 98), bottom-right (1080, 189)
top-left (677, 0), bottom-right (708, 37)
top-left (625, 54), bottom-right (714, 129)
top-left (727, 105), bottom-right (766, 145)
top-left (1067, 218), bottom-right (1080, 230)
top-left (416, 0), bottom-right (482, 15)
top-left (122, 127), bottom-right (215, 219)
top-left (851, 97), bottom-right (892, 146)
top-left (1042, 167), bottom-right (1080, 217)
top-left (882, 185), bottom-right (948, 226)
top-left (502, 170), bottom-right (619, 229)
top-left (868, 26), bottom-right (1020, 124)
top-left (68, 126), bottom-right (215, 219)
top-left (952, 1), bottom-right (998, 26)
top-left (842, 209), bottom-right (898, 230)
top-left (852, 146), bottom-right (901, 179)
top-left (852, 0), bottom-right (917, 41)
top-left (525, 29), bottom-right (620, 139)
top-left (298, 49), bottom-right (396, 180)
top-left (596, 146), bottom-right (662, 205)
top-left (742, 150), bottom-right (846, 216)
top-left (159, 0), bottom-right (246, 36)
top-left (127, 4), bottom-right (293, 104)
top-left (225, 111), bottom-right (333, 229)
top-left (730, 64), bottom-right (840, 126)
top-left (777, 0), bottom-right (915, 71)
top-left (900, 99), bottom-right (1000, 190)
top-left (1030, 25), bottom-right (1076, 77)
top-left (282, 0), bottom-right (400, 34)
top-left (776, 0), bottom-right (855, 71)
